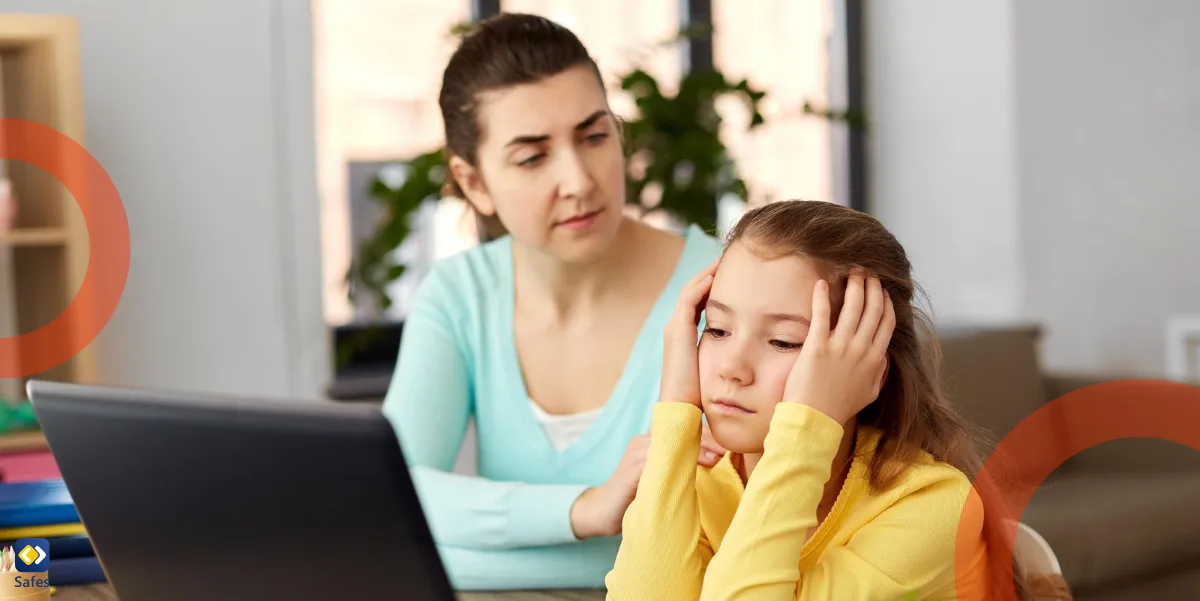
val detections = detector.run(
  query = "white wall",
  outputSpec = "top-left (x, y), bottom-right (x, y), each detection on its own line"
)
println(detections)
top-left (0, 0), bottom-right (330, 399)
top-left (1013, 0), bottom-right (1200, 375)
top-left (866, 0), bottom-right (1200, 377)
top-left (863, 0), bottom-right (1024, 325)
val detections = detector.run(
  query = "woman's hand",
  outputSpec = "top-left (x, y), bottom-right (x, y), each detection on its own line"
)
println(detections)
top-left (571, 434), bottom-right (649, 539)
top-left (660, 259), bottom-right (720, 407)
top-left (569, 423), bottom-right (726, 539)
top-left (782, 268), bottom-right (896, 424)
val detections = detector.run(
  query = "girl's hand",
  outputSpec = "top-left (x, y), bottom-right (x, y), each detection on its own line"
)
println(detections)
top-left (782, 268), bottom-right (896, 424)
top-left (660, 259), bottom-right (720, 407)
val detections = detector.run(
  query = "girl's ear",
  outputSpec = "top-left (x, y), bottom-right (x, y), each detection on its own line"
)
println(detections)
top-left (877, 356), bottom-right (890, 391)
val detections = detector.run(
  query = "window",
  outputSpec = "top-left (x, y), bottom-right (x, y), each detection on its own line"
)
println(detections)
top-left (712, 0), bottom-right (850, 231)
top-left (500, 0), bottom-right (683, 118)
top-left (313, 0), bottom-right (474, 326)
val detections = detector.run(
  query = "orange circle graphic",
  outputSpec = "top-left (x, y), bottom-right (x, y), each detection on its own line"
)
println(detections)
top-left (0, 118), bottom-right (130, 378)
top-left (957, 378), bottom-right (1200, 599)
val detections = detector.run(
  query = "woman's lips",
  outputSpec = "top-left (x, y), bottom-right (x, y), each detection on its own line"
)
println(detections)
top-left (710, 398), bottom-right (754, 414)
top-left (556, 208), bottom-right (602, 230)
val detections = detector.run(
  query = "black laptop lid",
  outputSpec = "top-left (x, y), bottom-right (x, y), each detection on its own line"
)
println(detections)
top-left (26, 380), bottom-right (456, 601)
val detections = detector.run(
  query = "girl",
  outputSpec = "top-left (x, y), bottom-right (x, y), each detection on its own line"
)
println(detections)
top-left (382, 13), bottom-right (726, 591)
top-left (606, 200), bottom-right (1055, 600)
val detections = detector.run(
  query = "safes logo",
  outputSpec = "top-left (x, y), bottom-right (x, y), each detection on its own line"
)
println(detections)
top-left (13, 540), bottom-right (47, 574)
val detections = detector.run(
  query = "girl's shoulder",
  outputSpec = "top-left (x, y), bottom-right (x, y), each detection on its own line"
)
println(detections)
top-left (853, 426), bottom-right (976, 502)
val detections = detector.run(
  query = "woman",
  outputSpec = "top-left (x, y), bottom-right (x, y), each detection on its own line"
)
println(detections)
top-left (381, 13), bottom-right (726, 590)
top-left (606, 200), bottom-right (1059, 600)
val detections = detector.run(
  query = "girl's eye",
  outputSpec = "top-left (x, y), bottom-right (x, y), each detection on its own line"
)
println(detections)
top-left (517, 153), bottom-right (545, 167)
top-left (703, 328), bottom-right (728, 339)
top-left (771, 340), bottom-right (802, 351)
top-left (585, 132), bottom-right (608, 144)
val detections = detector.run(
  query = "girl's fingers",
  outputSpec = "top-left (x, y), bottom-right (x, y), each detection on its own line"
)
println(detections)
top-left (691, 258), bottom-right (720, 286)
top-left (871, 291), bottom-right (896, 357)
top-left (834, 267), bottom-right (865, 344)
top-left (677, 259), bottom-right (720, 325)
top-left (809, 279), bottom-right (832, 343)
top-left (856, 276), bottom-right (885, 347)
top-left (680, 259), bottom-right (719, 304)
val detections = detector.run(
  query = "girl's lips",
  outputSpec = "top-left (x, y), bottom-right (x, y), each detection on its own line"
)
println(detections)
top-left (711, 398), bottom-right (754, 414)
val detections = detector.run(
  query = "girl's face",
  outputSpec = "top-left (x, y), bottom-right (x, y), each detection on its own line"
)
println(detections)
top-left (450, 64), bottom-right (626, 264)
top-left (698, 242), bottom-right (826, 454)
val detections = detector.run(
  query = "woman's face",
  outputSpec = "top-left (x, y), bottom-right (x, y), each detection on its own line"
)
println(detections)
top-left (450, 64), bottom-right (626, 264)
top-left (698, 242), bottom-right (826, 454)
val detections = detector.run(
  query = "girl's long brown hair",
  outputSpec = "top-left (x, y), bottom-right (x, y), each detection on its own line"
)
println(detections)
top-left (726, 200), bottom-right (1066, 601)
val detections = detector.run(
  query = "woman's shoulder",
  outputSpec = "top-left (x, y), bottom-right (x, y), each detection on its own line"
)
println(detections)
top-left (415, 236), bottom-right (513, 307)
top-left (677, 224), bottom-right (724, 274)
top-left (645, 224), bottom-right (724, 300)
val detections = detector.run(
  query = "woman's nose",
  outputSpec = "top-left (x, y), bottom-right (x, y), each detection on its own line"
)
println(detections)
top-left (555, 149), bottom-right (596, 199)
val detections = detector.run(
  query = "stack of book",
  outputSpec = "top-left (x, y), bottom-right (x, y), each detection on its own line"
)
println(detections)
top-left (0, 479), bottom-right (105, 586)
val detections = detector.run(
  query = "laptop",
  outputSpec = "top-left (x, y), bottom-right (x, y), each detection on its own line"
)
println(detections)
top-left (25, 379), bottom-right (457, 601)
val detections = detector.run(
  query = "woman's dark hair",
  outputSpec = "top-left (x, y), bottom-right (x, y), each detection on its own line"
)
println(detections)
top-left (439, 13), bottom-right (605, 241)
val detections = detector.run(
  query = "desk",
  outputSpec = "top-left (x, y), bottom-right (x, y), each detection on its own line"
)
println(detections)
top-left (52, 584), bottom-right (608, 600)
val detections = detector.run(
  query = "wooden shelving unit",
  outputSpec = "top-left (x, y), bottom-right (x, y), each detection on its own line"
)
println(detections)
top-left (0, 14), bottom-right (92, 404)
top-left (0, 227), bottom-right (68, 247)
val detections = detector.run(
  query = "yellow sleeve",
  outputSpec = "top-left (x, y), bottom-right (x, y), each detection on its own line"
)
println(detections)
top-left (605, 402), bottom-right (714, 601)
top-left (700, 403), bottom-right (987, 601)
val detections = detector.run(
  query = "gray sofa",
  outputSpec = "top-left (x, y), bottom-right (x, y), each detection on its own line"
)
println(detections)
top-left (938, 324), bottom-right (1200, 600)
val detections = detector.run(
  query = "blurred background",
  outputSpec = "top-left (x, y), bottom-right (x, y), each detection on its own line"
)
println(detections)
top-left (0, 1), bottom-right (1197, 598)
top-left (3, 0), bottom-right (1195, 406)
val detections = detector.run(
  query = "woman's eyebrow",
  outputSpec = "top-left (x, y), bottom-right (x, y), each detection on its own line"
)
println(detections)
top-left (503, 109), bottom-right (608, 148)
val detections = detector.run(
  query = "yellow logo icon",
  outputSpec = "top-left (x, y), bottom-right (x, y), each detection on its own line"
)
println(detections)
top-left (0, 541), bottom-right (51, 600)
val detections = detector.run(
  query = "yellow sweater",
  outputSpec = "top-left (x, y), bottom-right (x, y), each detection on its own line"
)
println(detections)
top-left (604, 402), bottom-right (989, 601)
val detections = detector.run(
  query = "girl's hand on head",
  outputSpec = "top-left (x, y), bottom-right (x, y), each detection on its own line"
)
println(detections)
top-left (782, 267), bottom-right (896, 424)
top-left (660, 258), bottom-right (720, 408)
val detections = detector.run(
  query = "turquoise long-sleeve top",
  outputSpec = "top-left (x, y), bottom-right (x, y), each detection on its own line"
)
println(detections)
top-left (381, 224), bottom-right (722, 590)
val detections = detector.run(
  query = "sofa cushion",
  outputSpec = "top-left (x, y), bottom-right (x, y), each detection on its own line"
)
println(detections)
top-left (937, 324), bottom-right (1049, 441)
top-left (936, 325), bottom-right (1076, 486)
top-left (1020, 472), bottom-right (1200, 591)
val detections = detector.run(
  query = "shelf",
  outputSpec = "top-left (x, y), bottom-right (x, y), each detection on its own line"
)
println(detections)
top-left (0, 14), bottom-right (95, 387)
top-left (0, 430), bottom-right (48, 454)
top-left (0, 227), bottom-right (68, 247)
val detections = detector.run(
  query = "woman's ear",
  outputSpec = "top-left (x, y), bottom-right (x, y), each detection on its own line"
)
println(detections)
top-left (448, 155), bottom-right (495, 217)
top-left (877, 356), bottom-right (891, 391)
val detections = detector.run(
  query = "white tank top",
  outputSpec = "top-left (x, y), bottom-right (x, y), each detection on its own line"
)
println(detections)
top-left (528, 400), bottom-right (604, 451)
